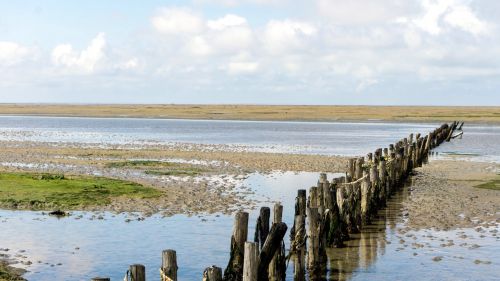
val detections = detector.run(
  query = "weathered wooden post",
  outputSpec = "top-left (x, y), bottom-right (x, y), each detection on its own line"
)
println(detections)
top-left (243, 242), bottom-right (259, 281)
top-left (307, 207), bottom-right (321, 277)
top-left (203, 266), bottom-right (223, 281)
top-left (129, 264), bottom-right (145, 281)
top-left (291, 190), bottom-right (306, 246)
top-left (355, 157), bottom-right (364, 180)
top-left (309, 186), bottom-right (319, 208)
top-left (293, 214), bottom-right (306, 281)
top-left (255, 207), bottom-right (271, 250)
top-left (224, 211), bottom-right (249, 281)
top-left (369, 164), bottom-right (379, 210)
top-left (258, 223), bottom-right (288, 281)
top-left (91, 278), bottom-right (110, 281)
top-left (352, 180), bottom-right (362, 233)
top-left (269, 203), bottom-right (285, 281)
top-left (347, 158), bottom-right (355, 180)
top-left (378, 159), bottom-right (387, 205)
top-left (161, 250), bottom-right (178, 281)
top-left (360, 171), bottom-right (371, 225)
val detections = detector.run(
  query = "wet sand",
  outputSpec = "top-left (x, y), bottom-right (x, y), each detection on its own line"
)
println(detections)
top-left (403, 160), bottom-right (500, 231)
top-left (1, 104), bottom-right (499, 123)
top-left (0, 140), bottom-right (347, 216)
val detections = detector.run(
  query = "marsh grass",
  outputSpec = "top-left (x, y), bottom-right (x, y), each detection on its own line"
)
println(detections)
top-left (0, 172), bottom-right (161, 210)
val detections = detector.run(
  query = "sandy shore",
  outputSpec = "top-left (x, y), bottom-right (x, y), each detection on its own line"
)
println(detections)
top-left (0, 140), bottom-right (347, 216)
top-left (403, 160), bottom-right (500, 231)
top-left (1, 104), bottom-right (499, 123)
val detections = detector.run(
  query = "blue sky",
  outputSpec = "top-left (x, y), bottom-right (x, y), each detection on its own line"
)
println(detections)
top-left (0, 0), bottom-right (499, 105)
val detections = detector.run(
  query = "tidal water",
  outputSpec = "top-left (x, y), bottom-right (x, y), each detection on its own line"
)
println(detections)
top-left (0, 117), bottom-right (499, 280)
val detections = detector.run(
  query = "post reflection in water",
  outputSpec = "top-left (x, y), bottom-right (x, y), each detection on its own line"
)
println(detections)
top-left (291, 181), bottom-right (412, 281)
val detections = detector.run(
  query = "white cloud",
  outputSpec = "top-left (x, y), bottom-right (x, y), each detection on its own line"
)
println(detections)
top-left (317, 0), bottom-right (417, 25)
top-left (413, 0), bottom-right (490, 35)
top-left (51, 32), bottom-right (106, 74)
top-left (207, 14), bottom-right (253, 53)
top-left (262, 20), bottom-right (317, 54)
top-left (444, 5), bottom-right (489, 35)
top-left (118, 58), bottom-right (139, 70)
top-left (187, 36), bottom-right (213, 56)
top-left (152, 8), bottom-right (204, 34)
top-left (0, 42), bottom-right (35, 66)
top-left (227, 61), bottom-right (259, 74)
top-left (207, 14), bottom-right (247, 30)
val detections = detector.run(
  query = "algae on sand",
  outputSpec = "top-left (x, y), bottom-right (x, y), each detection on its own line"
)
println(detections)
top-left (0, 261), bottom-right (26, 281)
top-left (474, 176), bottom-right (500, 190)
top-left (0, 172), bottom-right (162, 210)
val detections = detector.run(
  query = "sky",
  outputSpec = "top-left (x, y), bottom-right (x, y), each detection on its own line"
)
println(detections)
top-left (0, 0), bottom-right (499, 105)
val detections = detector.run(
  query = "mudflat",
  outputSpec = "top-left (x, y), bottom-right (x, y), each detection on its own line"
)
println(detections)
top-left (0, 104), bottom-right (499, 123)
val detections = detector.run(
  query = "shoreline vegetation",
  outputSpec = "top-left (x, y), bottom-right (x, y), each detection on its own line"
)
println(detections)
top-left (0, 104), bottom-right (499, 123)
top-left (0, 172), bottom-right (161, 211)
top-left (0, 260), bottom-right (26, 281)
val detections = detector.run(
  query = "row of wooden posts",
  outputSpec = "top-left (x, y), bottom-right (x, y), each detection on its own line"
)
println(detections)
top-left (91, 122), bottom-right (461, 281)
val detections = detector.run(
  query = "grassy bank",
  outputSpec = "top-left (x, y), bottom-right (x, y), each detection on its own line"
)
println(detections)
top-left (0, 104), bottom-right (499, 123)
top-left (0, 172), bottom-right (162, 210)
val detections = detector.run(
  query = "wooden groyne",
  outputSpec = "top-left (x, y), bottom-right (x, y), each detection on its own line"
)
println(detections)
top-left (97, 122), bottom-right (460, 281)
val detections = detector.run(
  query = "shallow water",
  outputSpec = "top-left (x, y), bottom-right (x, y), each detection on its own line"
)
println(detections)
top-left (0, 116), bottom-right (442, 155)
top-left (0, 172), bottom-right (333, 280)
top-left (1, 118), bottom-right (499, 280)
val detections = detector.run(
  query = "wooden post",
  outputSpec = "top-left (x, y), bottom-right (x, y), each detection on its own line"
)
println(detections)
top-left (161, 250), bottom-right (178, 281)
top-left (269, 203), bottom-right (285, 281)
top-left (255, 207), bottom-right (271, 250)
top-left (293, 215), bottom-right (305, 281)
top-left (224, 212), bottom-right (249, 281)
top-left (360, 171), bottom-right (371, 225)
top-left (369, 164), bottom-right (378, 210)
top-left (309, 186), bottom-right (319, 208)
top-left (291, 190), bottom-right (306, 245)
top-left (273, 203), bottom-right (283, 225)
top-left (203, 266), bottom-right (223, 281)
top-left (243, 242), bottom-right (259, 281)
top-left (129, 264), bottom-right (145, 281)
top-left (322, 181), bottom-right (333, 211)
top-left (352, 180), bottom-right (361, 233)
top-left (378, 160), bottom-right (386, 205)
top-left (347, 158), bottom-right (355, 180)
top-left (258, 222), bottom-right (288, 281)
top-left (355, 157), bottom-right (364, 180)
top-left (307, 207), bottom-right (321, 277)
top-left (91, 278), bottom-right (110, 281)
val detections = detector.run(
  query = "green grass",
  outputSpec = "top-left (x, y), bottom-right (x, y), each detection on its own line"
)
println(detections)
top-left (0, 172), bottom-right (162, 210)
top-left (475, 176), bottom-right (500, 190)
top-left (0, 262), bottom-right (25, 281)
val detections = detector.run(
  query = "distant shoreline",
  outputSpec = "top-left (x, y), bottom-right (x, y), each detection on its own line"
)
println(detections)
top-left (0, 104), bottom-right (499, 123)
